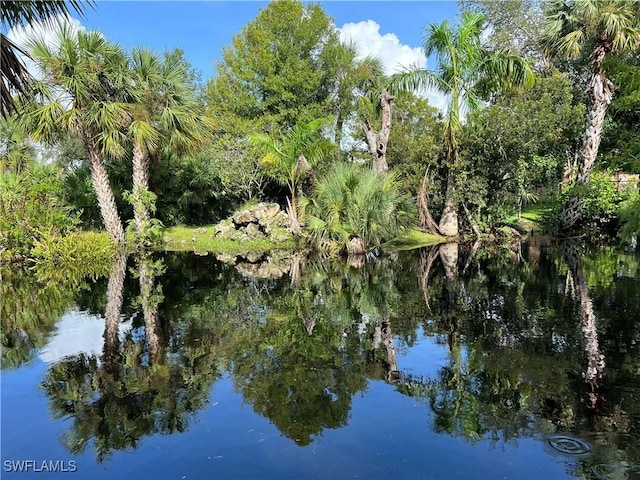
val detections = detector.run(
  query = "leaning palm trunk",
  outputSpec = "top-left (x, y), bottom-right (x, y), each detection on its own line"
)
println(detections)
top-left (132, 142), bottom-right (151, 233)
top-left (86, 141), bottom-right (125, 244)
top-left (560, 72), bottom-right (615, 230)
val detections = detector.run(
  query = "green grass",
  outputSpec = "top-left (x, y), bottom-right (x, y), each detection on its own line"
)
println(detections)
top-left (384, 228), bottom-right (447, 251)
top-left (504, 201), bottom-right (553, 234)
top-left (161, 225), bottom-right (297, 254)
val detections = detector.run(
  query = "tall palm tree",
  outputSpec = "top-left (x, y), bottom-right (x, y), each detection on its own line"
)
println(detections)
top-left (250, 117), bottom-right (330, 226)
top-left (389, 12), bottom-right (534, 236)
top-left (541, 0), bottom-right (640, 231)
top-left (22, 26), bottom-right (129, 244)
top-left (0, 0), bottom-right (93, 117)
top-left (127, 48), bottom-right (213, 239)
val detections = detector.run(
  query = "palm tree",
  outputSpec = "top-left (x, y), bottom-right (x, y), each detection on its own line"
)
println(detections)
top-left (0, 0), bottom-right (93, 117)
top-left (22, 27), bottom-right (129, 244)
top-left (541, 0), bottom-right (640, 231)
top-left (389, 12), bottom-right (534, 236)
top-left (250, 117), bottom-right (330, 226)
top-left (308, 162), bottom-right (412, 254)
top-left (127, 48), bottom-right (213, 240)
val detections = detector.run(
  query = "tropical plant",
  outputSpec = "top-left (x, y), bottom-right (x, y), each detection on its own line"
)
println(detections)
top-left (308, 162), bottom-right (413, 254)
top-left (250, 117), bottom-right (332, 226)
top-left (0, 163), bottom-right (77, 261)
top-left (389, 11), bottom-right (535, 236)
top-left (21, 26), bottom-right (130, 244)
top-left (0, 0), bottom-right (93, 117)
top-left (126, 48), bottom-right (213, 246)
top-left (541, 0), bottom-right (640, 231)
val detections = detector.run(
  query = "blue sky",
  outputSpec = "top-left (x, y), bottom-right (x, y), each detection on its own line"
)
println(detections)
top-left (76, 1), bottom-right (460, 79)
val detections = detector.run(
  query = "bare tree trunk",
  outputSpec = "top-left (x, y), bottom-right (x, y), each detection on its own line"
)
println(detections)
top-left (560, 72), bottom-right (615, 231)
top-left (363, 89), bottom-right (395, 174)
top-left (462, 203), bottom-right (480, 237)
top-left (439, 169), bottom-right (459, 237)
top-left (86, 143), bottom-right (125, 244)
top-left (335, 115), bottom-right (344, 147)
top-left (102, 252), bottom-right (127, 370)
top-left (132, 142), bottom-right (151, 234)
top-left (418, 168), bottom-right (441, 234)
top-left (561, 240), bottom-right (606, 412)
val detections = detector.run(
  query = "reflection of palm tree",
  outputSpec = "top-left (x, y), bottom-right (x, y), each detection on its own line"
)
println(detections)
top-left (136, 252), bottom-right (162, 360)
top-left (561, 240), bottom-right (606, 412)
top-left (101, 253), bottom-right (127, 369)
top-left (41, 252), bottom-right (220, 462)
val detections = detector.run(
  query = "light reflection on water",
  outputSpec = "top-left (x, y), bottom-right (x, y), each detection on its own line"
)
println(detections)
top-left (2, 240), bottom-right (640, 479)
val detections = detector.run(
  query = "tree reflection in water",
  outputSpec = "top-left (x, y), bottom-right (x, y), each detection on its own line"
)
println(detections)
top-left (29, 240), bottom-right (640, 473)
top-left (41, 250), bottom-right (220, 462)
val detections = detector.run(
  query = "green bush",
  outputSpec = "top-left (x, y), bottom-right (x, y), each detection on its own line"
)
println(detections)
top-left (31, 231), bottom-right (115, 282)
top-left (308, 163), bottom-right (414, 254)
top-left (550, 171), bottom-right (636, 232)
top-left (0, 164), bottom-right (78, 261)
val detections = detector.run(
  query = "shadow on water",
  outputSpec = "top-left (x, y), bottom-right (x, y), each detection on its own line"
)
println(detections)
top-left (3, 239), bottom-right (640, 476)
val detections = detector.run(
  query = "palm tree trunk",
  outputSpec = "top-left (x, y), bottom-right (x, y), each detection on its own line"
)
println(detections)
top-left (86, 144), bottom-right (125, 244)
top-left (560, 72), bottom-right (615, 230)
top-left (132, 142), bottom-right (151, 233)
top-left (439, 169), bottom-right (459, 237)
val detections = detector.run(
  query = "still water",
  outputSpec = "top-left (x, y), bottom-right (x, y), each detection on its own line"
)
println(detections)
top-left (2, 240), bottom-right (640, 479)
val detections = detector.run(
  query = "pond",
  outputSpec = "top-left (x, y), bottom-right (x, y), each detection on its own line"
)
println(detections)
top-left (2, 239), bottom-right (640, 479)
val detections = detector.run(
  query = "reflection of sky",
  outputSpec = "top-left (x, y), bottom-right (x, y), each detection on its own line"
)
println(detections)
top-left (38, 309), bottom-right (132, 364)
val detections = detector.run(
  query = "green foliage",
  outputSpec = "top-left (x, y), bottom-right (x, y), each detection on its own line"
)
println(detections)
top-left (250, 117), bottom-right (334, 220)
top-left (31, 231), bottom-right (115, 281)
top-left (0, 163), bottom-right (78, 261)
top-left (619, 189), bottom-right (640, 241)
top-left (386, 91), bottom-right (442, 195)
top-left (205, 0), bottom-right (344, 134)
top-left (462, 72), bottom-right (585, 226)
top-left (551, 171), bottom-right (635, 231)
top-left (308, 163), bottom-right (415, 253)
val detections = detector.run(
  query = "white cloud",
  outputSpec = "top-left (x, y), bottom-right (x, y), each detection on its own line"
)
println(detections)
top-left (338, 20), bottom-right (448, 112)
top-left (339, 20), bottom-right (426, 76)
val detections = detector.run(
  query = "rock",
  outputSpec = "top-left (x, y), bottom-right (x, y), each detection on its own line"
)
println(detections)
top-left (254, 203), bottom-right (280, 223)
top-left (243, 252), bottom-right (264, 263)
top-left (264, 211), bottom-right (291, 233)
top-left (245, 222), bottom-right (265, 239)
top-left (214, 219), bottom-right (235, 238)
top-left (232, 208), bottom-right (257, 226)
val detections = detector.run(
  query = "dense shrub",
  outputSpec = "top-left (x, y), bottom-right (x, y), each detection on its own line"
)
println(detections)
top-left (0, 164), bottom-right (78, 261)
top-left (308, 163), bottom-right (414, 254)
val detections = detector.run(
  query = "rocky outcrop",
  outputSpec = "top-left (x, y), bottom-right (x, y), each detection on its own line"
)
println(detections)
top-left (213, 202), bottom-right (296, 243)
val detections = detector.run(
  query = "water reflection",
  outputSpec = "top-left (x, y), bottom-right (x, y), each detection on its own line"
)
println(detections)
top-left (2, 240), bottom-right (640, 476)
